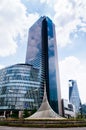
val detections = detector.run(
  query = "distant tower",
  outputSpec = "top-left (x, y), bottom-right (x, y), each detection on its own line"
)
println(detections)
top-left (69, 80), bottom-right (81, 113)
top-left (25, 16), bottom-right (62, 115)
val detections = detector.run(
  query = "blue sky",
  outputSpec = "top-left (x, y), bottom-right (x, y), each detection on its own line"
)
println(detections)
top-left (0, 0), bottom-right (86, 103)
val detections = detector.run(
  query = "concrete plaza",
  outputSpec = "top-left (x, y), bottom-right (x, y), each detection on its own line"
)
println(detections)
top-left (0, 126), bottom-right (86, 130)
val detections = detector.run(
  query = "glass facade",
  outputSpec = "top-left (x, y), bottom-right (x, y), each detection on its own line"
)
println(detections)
top-left (69, 80), bottom-right (81, 113)
top-left (0, 64), bottom-right (40, 110)
top-left (25, 16), bottom-right (62, 114)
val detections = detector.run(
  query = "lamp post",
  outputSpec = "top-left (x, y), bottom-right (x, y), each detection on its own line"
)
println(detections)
top-left (79, 106), bottom-right (82, 118)
top-left (33, 88), bottom-right (39, 109)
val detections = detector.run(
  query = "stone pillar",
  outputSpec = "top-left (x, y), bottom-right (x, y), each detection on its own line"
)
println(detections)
top-left (4, 111), bottom-right (6, 117)
top-left (19, 111), bottom-right (23, 118)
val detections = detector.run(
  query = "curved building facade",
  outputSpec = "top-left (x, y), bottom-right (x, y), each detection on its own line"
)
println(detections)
top-left (0, 64), bottom-right (41, 112)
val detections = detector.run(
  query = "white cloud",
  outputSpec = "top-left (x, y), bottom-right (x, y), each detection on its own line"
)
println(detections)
top-left (39, 0), bottom-right (55, 6)
top-left (34, 0), bottom-right (86, 47)
top-left (0, 65), bottom-right (4, 69)
top-left (59, 56), bottom-right (86, 103)
top-left (40, 0), bottom-right (46, 3)
top-left (53, 0), bottom-right (86, 47)
top-left (0, 0), bottom-right (86, 57)
top-left (0, 0), bottom-right (26, 56)
top-left (27, 13), bottom-right (39, 28)
top-left (0, 0), bottom-right (39, 57)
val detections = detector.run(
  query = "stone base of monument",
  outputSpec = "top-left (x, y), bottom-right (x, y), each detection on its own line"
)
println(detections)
top-left (26, 82), bottom-right (63, 119)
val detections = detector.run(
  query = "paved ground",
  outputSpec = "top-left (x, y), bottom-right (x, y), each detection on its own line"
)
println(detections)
top-left (0, 126), bottom-right (86, 130)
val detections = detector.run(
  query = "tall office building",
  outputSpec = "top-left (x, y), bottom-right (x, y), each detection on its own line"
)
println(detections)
top-left (25, 16), bottom-right (62, 115)
top-left (69, 80), bottom-right (81, 114)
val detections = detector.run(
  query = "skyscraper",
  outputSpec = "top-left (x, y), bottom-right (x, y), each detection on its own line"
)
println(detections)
top-left (69, 80), bottom-right (81, 114)
top-left (25, 16), bottom-right (62, 115)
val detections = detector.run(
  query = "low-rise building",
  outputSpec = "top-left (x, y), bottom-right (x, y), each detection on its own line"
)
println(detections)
top-left (0, 64), bottom-right (41, 117)
top-left (62, 99), bottom-right (76, 118)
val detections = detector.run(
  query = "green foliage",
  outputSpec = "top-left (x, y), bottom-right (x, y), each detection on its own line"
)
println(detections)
top-left (23, 109), bottom-right (30, 118)
top-left (31, 108), bottom-right (37, 115)
top-left (82, 104), bottom-right (86, 114)
top-left (23, 108), bottom-right (37, 118)
top-left (10, 110), bottom-right (18, 118)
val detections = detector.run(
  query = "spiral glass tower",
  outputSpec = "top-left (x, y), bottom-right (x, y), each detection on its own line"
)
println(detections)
top-left (25, 16), bottom-right (62, 115)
